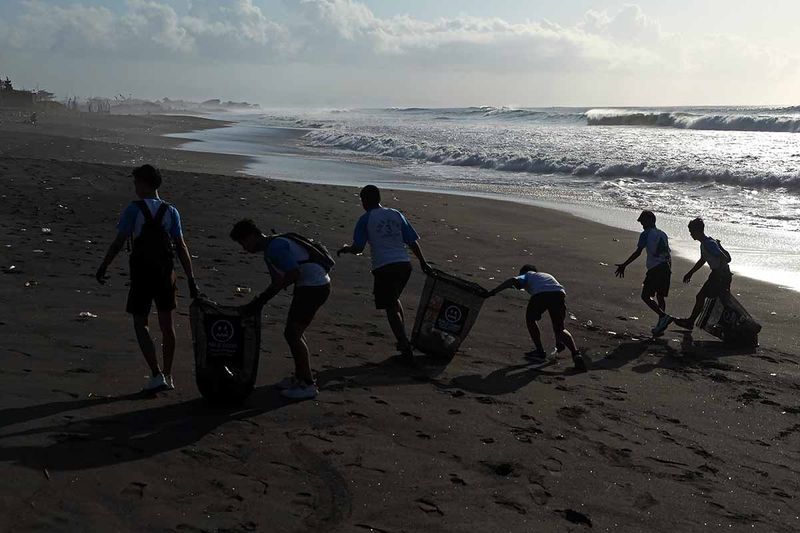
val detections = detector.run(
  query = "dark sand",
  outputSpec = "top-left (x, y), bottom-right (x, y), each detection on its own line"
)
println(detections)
top-left (1, 111), bottom-right (799, 532)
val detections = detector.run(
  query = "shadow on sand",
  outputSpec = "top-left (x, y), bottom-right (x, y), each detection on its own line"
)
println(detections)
top-left (0, 385), bottom-right (289, 471)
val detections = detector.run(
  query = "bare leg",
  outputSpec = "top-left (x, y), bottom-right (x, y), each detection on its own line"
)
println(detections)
top-left (526, 320), bottom-right (545, 352)
top-left (551, 314), bottom-right (578, 356)
top-left (386, 299), bottom-right (411, 349)
top-left (641, 293), bottom-right (666, 317)
top-left (656, 294), bottom-right (667, 314)
top-left (157, 310), bottom-right (176, 376)
top-left (285, 322), bottom-right (314, 384)
top-left (133, 314), bottom-right (160, 376)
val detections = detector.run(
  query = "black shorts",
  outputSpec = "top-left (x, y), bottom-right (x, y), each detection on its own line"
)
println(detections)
top-left (372, 262), bottom-right (412, 310)
top-left (698, 268), bottom-right (732, 299)
top-left (126, 269), bottom-right (177, 315)
top-left (642, 262), bottom-right (671, 299)
top-left (287, 285), bottom-right (330, 325)
top-left (526, 291), bottom-right (567, 323)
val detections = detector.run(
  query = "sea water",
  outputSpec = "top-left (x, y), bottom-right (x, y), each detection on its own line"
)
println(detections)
top-left (168, 106), bottom-right (800, 292)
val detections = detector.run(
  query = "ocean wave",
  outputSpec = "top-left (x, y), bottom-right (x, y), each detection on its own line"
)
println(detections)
top-left (305, 129), bottom-right (800, 191)
top-left (586, 109), bottom-right (800, 132)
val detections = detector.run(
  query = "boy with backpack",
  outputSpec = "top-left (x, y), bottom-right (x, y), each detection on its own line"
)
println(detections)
top-left (614, 210), bottom-right (673, 336)
top-left (673, 217), bottom-right (733, 330)
top-left (488, 264), bottom-right (587, 372)
top-left (96, 165), bottom-right (198, 391)
top-left (230, 219), bottom-right (333, 400)
top-left (336, 185), bottom-right (431, 363)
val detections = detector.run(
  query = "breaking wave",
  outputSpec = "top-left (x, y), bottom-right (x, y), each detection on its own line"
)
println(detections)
top-left (305, 129), bottom-right (800, 191)
top-left (586, 109), bottom-right (800, 133)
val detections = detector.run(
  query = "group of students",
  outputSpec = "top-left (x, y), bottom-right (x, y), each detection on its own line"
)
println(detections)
top-left (96, 165), bottom-right (732, 401)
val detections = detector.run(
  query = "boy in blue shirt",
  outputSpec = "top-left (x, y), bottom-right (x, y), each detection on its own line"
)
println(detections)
top-left (615, 210), bottom-right (673, 336)
top-left (337, 185), bottom-right (431, 362)
top-left (488, 265), bottom-right (587, 372)
top-left (96, 165), bottom-right (198, 392)
top-left (674, 217), bottom-right (733, 330)
top-left (230, 219), bottom-right (331, 400)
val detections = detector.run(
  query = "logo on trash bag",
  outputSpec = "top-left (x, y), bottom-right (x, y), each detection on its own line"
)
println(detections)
top-left (211, 319), bottom-right (235, 343)
top-left (435, 299), bottom-right (469, 334)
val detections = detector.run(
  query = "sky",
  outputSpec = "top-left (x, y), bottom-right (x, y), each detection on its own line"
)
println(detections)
top-left (1, 0), bottom-right (799, 107)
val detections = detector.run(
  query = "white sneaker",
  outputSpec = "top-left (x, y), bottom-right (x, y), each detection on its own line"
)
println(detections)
top-left (276, 376), bottom-right (298, 390)
top-left (164, 374), bottom-right (175, 390)
top-left (144, 373), bottom-right (168, 391)
top-left (280, 382), bottom-right (319, 400)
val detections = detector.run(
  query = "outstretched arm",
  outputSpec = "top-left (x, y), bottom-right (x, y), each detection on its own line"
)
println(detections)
top-left (683, 258), bottom-right (706, 283)
top-left (174, 236), bottom-right (198, 298)
top-left (408, 241), bottom-right (431, 274)
top-left (615, 247), bottom-right (643, 278)
top-left (488, 277), bottom-right (521, 297)
top-left (96, 233), bottom-right (127, 284)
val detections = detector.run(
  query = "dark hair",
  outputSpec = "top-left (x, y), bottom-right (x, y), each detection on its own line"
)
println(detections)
top-left (519, 264), bottom-right (537, 274)
top-left (132, 164), bottom-right (162, 189)
top-left (360, 185), bottom-right (381, 206)
top-left (688, 217), bottom-right (705, 232)
top-left (230, 219), bottom-right (261, 241)
top-left (637, 210), bottom-right (656, 225)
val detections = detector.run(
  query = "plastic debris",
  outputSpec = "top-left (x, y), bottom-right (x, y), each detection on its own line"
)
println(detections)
top-left (235, 286), bottom-right (252, 295)
top-left (77, 312), bottom-right (98, 320)
top-left (41, 227), bottom-right (51, 234)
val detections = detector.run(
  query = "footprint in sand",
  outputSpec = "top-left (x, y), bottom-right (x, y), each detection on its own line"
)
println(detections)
top-left (528, 481), bottom-right (551, 505)
top-left (416, 498), bottom-right (443, 516)
top-left (542, 457), bottom-right (563, 474)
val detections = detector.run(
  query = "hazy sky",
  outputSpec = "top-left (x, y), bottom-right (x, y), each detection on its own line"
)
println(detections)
top-left (1, 0), bottom-right (798, 107)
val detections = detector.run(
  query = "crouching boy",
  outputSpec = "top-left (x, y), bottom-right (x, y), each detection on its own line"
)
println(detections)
top-left (488, 265), bottom-right (587, 371)
top-left (230, 219), bottom-right (331, 400)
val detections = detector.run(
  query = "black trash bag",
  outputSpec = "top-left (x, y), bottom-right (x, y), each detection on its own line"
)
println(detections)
top-left (190, 297), bottom-right (262, 405)
top-left (697, 292), bottom-right (762, 348)
top-left (411, 269), bottom-right (489, 358)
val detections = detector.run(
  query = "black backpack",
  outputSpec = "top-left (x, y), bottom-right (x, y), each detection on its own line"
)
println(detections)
top-left (271, 232), bottom-right (335, 272)
top-left (129, 201), bottom-right (174, 276)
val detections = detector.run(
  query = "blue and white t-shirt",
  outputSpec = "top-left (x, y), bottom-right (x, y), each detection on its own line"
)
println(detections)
top-left (701, 237), bottom-right (729, 271)
top-left (353, 207), bottom-right (420, 269)
top-left (637, 227), bottom-right (671, 270)
top-left (265, 237), bottom-right (330, 288)
top-left (117, 198), bottom-right (182, 239)
top-left (515, 272), bottom-right (565, 296)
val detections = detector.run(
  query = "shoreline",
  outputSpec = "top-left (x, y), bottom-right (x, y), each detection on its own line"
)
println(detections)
top-left (2, 111), bottom-right (799, 532)
top-left (168, 118), bottom-right (800, 293)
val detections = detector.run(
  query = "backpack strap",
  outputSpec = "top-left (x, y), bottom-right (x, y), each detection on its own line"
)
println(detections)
top-left (135, 200), bottom-right (154, 223)
top-left (153, 202), bottom-right (169, 225)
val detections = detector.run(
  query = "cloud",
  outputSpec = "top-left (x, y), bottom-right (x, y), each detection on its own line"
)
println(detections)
top-left (0, 0), bottom-right (797, 104)
top-left (2, 0), bottom-right (290, 59)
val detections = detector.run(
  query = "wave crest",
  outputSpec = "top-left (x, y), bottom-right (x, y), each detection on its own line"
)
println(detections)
top-left (586, 109), bottom-right (800, 133)
top-left (305, 129), bottom-right (800, 191)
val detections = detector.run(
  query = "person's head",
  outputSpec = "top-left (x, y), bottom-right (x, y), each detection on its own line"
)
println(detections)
top-left (230, 219), bottom-right (264, 253)
top-left (360, 185), bottom-right (381, 210)
top-left (687, 217), bottom-right (705, 241)
top-left (519, 264), bottom-right (537, 275)
top-left (132, 164), bottom-right (162, 198)
top-left (637, 210), bottom-right (656, 228)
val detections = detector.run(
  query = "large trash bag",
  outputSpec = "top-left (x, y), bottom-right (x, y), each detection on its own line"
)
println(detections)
top-left (190, 297), bottom-right (261, 405)
top-left (411, 269), bottom-right (489, 358)
top-left (696, 292), bottom-right (762, 347)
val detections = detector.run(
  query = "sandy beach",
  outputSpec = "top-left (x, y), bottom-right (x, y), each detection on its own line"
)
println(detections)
top-left (1, 111), bottom-right (799, 532)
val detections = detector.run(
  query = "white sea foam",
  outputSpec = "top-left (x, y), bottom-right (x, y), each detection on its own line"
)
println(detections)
top-left (305, 129), bottom-right (800, 191)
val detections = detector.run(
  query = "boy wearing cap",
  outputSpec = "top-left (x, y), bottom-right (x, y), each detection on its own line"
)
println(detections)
top-left (96, 164), bottom-right (198, 392)
top-left (615, 210), bottom-right (673, 336)
top-left (674, 217), bottom-right (733, 330)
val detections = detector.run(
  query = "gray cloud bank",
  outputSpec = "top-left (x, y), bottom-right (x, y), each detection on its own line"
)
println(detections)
top-left (1, 0), bottom-right (797, 105)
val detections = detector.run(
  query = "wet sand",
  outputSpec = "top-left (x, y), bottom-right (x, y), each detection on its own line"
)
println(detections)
top-left (1, 111), bottom-right (799, 532)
